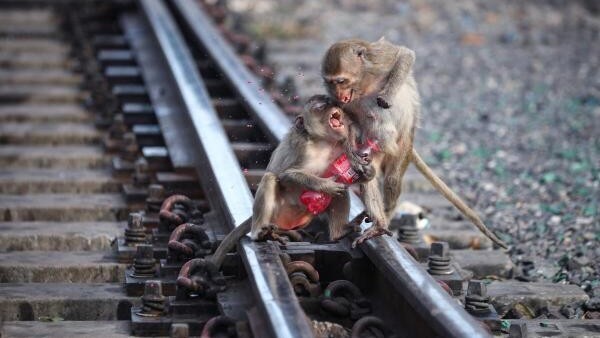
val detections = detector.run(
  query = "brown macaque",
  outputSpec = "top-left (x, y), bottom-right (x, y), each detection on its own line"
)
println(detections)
top-left (208, 95), bottom-right (374, 269)
top-left (322, 37), bottom-right (507, 249)
top-left (249, 94), bottom-right (371, 241)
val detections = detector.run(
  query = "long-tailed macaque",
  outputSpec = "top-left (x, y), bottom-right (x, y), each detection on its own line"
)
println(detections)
top-left (208, 95), bottom-right (374, 269)
top-left (322, 37), bottom-right (507, 249)
top-left (249, 94), bottom-right (371, 241)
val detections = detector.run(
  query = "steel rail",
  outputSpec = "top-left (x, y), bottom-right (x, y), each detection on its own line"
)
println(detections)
top-left (173, 0), bottom-right (290, 144)
top-left (139, 1), bottom-right (314, 337)
top-left (173, 1), bottom-right (491, 337)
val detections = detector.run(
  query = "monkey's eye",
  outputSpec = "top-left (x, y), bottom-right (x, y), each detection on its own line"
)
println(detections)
top-left (336, 79), bottom-right (346, 84)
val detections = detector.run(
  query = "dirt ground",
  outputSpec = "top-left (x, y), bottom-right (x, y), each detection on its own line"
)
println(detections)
top-left (227, 0), bottom-right (600, 299)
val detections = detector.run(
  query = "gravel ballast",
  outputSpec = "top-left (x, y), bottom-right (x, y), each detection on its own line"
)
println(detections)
top-left (228, 0), bottom-right (599, 300)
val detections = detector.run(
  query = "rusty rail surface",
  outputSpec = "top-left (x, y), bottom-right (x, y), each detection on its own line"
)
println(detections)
top-left (171, 1), bottom-right (491, 337)
top-left (139, 1), bottom-right (314, 337)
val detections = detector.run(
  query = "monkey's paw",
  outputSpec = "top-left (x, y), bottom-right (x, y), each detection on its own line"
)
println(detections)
top-left (320, 180), bottom-right (347, 195)
top-left (348, 153), bottom-right (375, 183)
top-left (376, 96), bottom-right (392, 109)
top-left (352, 163), bottom-right (376, 183)
top-left (351, 226), bottom-right (393, 248)
top-left (256, 224), bottom-right (289, 244)
top-left (351, 150), bottom-right (372, 164)
top-left (359, 163), bottom-right (376, 181)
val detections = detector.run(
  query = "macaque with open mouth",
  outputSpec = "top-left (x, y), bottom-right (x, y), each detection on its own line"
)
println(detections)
top-left (322, 37), bottom-right (507, 248)
top-left (208, 95), bottom-right (374, 268)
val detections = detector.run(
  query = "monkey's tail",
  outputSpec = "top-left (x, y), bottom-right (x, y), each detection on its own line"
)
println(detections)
top-left (410, 149), bottom-right (508, 249)
top-left (209, 217), bottom-right (252, 269)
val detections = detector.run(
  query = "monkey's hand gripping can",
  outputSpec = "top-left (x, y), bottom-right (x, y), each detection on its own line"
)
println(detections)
top-left (300, 140), bottom-right (379, 215)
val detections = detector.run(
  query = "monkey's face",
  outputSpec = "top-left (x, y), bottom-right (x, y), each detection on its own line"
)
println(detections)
top-left (325, 74), bottom-right (356, 104)
top-left (304, 95), bottom-right (348, 141)
top-left (323, 73), bottom-right (358, 104)
top-left (315, 106), bottom-right (348, 142)
top-left (322, 41), bottom-right (367, 104)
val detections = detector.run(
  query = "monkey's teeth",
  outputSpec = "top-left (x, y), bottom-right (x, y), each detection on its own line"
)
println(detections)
top-left (330, 116), bottom-right (342, 128)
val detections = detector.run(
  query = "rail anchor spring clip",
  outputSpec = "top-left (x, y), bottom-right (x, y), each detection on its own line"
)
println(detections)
top-left (176, 258), bottom-right (226, 300)
top-left (159, 194), bottom-right (204, 231)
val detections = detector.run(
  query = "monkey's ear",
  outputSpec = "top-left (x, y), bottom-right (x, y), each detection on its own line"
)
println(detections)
top-left (294, 115), bottom-right (304, 130)
top-left (355, 45), bottom-right (367, 59)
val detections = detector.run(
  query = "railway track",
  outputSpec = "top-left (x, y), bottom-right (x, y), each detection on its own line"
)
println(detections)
top-left (0, 1), bottom-right (598, 337)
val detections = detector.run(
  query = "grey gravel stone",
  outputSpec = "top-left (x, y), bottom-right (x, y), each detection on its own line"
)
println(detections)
top-left (585, 297), bottom-right (600, 311)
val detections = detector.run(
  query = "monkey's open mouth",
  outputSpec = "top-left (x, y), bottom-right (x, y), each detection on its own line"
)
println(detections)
top-left (341, 89), bottom-right (354, 104)
top-left (329, 111), bottom-right (343, 129)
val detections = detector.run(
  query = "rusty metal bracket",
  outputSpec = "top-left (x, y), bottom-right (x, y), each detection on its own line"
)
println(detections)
top-left (176, 258), bottom-right (226, 299)
top-left (167, 223), bottom-right (213, 259)
top-left (320, 280), bottom-right (371, 320)
top-left (284, 260), bottom-right (321, 298)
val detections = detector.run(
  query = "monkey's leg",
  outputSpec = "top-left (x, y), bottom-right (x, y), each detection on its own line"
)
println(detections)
top-left (327, 190), bottom-right (351, 240)
top-left (331, 211), bottom-right (371, 241)
top-left (352, 225), bottom-right (393, 248)
top-left (361, 164), bottom-right (387, 227)
top-left (250, 172), bottom-right (278, 240)
top-left (352, 178), bottom-right (392, 247)
top-left (383, 154), bottom-right (411, 221)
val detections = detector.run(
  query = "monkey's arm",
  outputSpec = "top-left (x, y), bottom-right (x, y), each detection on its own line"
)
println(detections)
top-left (344, 124), bottom-right (375, 183)
top-left (279, 168), bottom-right (346, 195)
top-left (377, 46), bottom-right (415, 108)
top-left (343, 122), bottom-right (360, 163)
